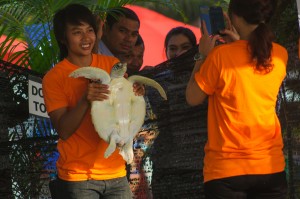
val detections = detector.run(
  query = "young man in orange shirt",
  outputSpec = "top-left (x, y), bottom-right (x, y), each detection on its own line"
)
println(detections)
top-left (42, 4), bottom-right (143, 198)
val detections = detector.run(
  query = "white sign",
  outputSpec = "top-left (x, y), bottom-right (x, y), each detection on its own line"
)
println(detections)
top-left (28, 75), bottom-right (49, 118)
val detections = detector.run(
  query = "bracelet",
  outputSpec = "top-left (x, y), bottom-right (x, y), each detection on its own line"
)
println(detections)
top-left (194, 52), bottom-right (206, 61)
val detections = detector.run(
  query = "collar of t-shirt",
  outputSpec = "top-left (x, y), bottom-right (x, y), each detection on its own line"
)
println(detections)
top-left (98, 40), bottom-right (114, 57)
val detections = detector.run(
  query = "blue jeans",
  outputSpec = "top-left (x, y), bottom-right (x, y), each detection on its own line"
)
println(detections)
top-left (204, 171), bottom-right (287, 199)
top-left (50, 177), bottom-right (132, 199)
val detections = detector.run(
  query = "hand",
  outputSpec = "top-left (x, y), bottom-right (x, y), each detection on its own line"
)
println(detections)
top-left (86, 81), bottom-right (110, 102)
top-left (219, 13), bottom-right (240, 43)
top-left (133, 83), bottom-right (145, 96)
top-left (199, 20), bottom-right (222, 56)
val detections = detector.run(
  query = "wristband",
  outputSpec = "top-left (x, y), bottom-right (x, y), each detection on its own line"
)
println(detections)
top-left (194, 52), bottom-right (206, 61)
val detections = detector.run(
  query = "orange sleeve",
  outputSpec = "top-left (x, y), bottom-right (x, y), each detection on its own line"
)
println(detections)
top-left (194, 50), bottom-right (221, 95)
top-left (42, 66), bottom-right (69, 114)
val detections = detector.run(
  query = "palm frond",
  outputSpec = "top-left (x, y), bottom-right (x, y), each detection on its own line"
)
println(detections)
top-left (135, 0), bottom-right (188, 22)
top-left (0, 0), bottom-right (187, 74)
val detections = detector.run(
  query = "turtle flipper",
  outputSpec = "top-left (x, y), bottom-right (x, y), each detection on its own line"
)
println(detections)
top-left (119, 139), bottom-right (134, 164)
top-left (69, 66), bottom-right (111, 84)
top-left (128, 75), bottom-right (167, 100)
top-left (104, 129), bottom-right (123, 158)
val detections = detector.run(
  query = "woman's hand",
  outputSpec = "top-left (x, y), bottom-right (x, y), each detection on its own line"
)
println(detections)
top-left (219, 13), bottom-right (240, 43)
top-left (199, 20), bottom-right (222, 56)
top-left (133, 83), bottom-right (145, 96)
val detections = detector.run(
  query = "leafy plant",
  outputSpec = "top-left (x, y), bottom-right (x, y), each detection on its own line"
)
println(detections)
top-left (0, 0), bottom-right (185, 74)
top-left (134, 0), bottom-right (230, 26)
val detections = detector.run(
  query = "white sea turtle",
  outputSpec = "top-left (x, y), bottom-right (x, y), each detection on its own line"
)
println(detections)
top-left (69, 62), bottom-right (167, 164)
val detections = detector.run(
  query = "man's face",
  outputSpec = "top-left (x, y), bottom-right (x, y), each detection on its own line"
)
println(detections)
top-left (121, 44), bottom-right (144, 76)
top-left (103, 16), bottom-right (139, 57)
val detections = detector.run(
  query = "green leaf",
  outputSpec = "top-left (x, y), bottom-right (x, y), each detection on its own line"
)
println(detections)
top-left (0, 0), bottom-right (187, 74)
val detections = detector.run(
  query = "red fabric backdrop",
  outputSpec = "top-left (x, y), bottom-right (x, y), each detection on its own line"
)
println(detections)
top-left (0, 35), bottom-right (26, 64)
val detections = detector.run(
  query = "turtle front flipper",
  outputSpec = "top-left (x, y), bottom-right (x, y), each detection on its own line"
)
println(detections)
top-left (128, 75), bottom-right (167, 100)
top-left (69, 66), bottom-right (111, 84)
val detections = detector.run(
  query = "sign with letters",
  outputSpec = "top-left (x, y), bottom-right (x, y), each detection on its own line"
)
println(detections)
top-left (28, 75), bottom-right (49, 118)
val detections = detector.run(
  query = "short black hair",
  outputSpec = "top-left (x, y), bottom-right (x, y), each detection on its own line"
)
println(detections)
top-left (105, 7), bottom-right (140, 29)
top-left (53, 3), bottom-right (96, 60)
top-left (135, 34), bottom-right (144, 47)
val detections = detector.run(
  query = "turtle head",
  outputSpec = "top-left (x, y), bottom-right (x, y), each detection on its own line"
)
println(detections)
top-left (111, 62), bottom-right (127, 79)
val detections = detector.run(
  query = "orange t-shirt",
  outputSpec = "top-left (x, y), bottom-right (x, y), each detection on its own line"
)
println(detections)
top-left (42, 54), bottom-right (126, 181)
top-left (195, 40), bottom-right (287, 183)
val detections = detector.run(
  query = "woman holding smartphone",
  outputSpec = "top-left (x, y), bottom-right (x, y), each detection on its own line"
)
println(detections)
top-left (186, 0), bottom-right (287, 198)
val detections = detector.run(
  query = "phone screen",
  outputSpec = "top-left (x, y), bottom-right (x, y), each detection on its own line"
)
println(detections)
top-left (209, 6), bottom-right (225, 35)
top-left (199, 5), bottom-right (212, 35)
top-left (199, 6), bottom-right (225, 36)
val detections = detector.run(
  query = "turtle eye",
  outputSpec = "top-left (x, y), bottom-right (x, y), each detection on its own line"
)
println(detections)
top-left (113, 62), bottom-right (122, 70)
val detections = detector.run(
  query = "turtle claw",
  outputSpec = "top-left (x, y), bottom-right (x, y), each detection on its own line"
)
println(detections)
top-left (104, 131), bottom-right (121, 158)
top-left (104, 143), bottom-right (116, 159)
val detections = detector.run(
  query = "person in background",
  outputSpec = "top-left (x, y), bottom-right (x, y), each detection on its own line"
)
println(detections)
top-left (164, 26), bottom-right (197, 60)
top-left (97, 9), bottom-right (149, 197)
top-left (119, 34), bottom-right (154, 198)
top-left (186, 0), bottom-right (287, 198)
top-left (93, 14), bottom-right (104, 53)
top-left (119, 34), bottom-right (145, 76)
top-left (99, 6), bottom-right (140, 63)
top-left (96, 8), bottom-right (150, 196)
top-left (42, 4), bottom-right (144, 198)
top-left (150, 27), bottom-right (204, 198)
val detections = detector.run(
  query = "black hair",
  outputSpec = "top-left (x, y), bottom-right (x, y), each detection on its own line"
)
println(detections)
top-left (105, 7), bottom-right (140, 29)
top-left (229, 0), bottom-right (277, 72)
top-left (53, 3), bottom-right (97, 60)
top-left (164, 26), bottom-right (197, 56)
top-left (135, 34), bottom-right (144, 47)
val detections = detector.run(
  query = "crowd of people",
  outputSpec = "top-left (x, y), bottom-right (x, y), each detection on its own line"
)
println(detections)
top-left (42, 0), bottom-right (288, 198)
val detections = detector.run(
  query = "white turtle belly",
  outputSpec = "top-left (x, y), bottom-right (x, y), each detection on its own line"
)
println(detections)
top-left (69, 65), bottom-right (166, 164)
top-left (91, 78), bottom-right (146, 163)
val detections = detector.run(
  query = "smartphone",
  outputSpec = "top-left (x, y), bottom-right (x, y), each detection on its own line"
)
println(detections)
top-left (200, 6), bottom-right (225, 36)
top-left (199, 5), bottom-right (212, 35)
top-left (209, 6), bottom-right (225, 35)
